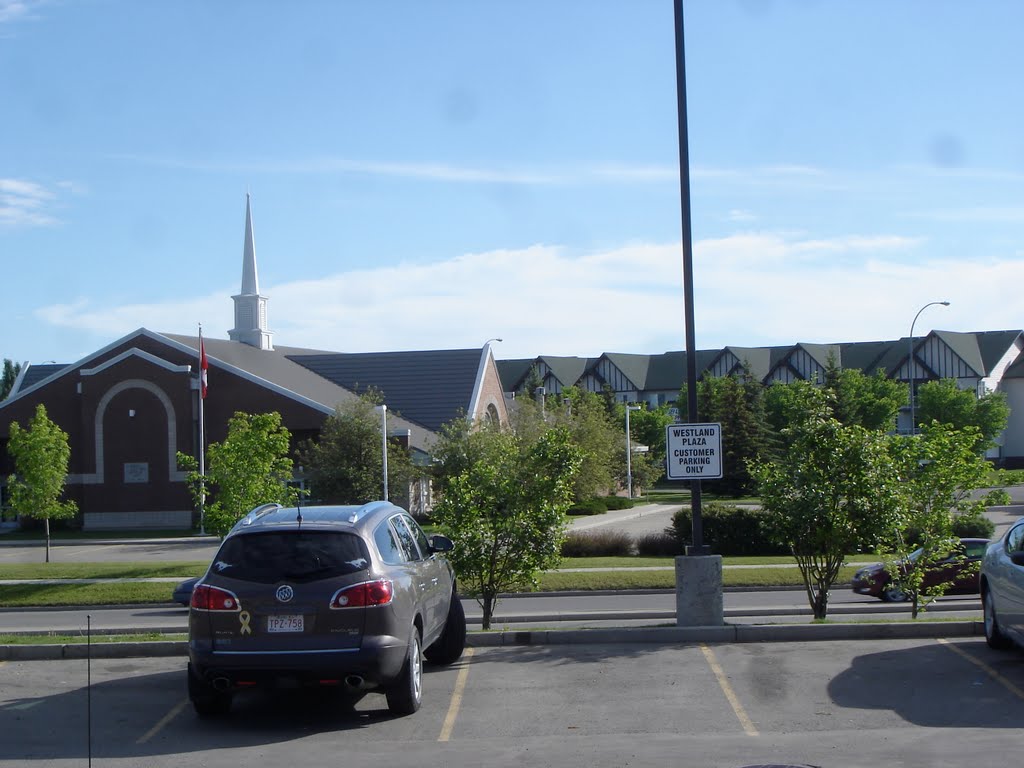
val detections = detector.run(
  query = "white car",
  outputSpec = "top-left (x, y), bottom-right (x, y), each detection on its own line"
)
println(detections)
top-left (980, 517), bottom-right (1024, 650)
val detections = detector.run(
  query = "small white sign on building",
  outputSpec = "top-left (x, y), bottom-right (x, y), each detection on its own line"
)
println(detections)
top-left (665, 422), bottom-right (723, 480)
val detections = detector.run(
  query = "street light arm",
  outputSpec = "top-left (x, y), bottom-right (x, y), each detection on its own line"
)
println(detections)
top-left (910, 300), bottom-right (950, 340)
top-left (908, 300), bottom-right (950, 435)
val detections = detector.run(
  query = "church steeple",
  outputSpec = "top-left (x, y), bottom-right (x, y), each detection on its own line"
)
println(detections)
top-left (228, 193), bottom-right (274, 350)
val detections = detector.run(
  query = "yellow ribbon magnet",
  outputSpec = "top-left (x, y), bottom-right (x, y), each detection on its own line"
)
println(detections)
top-left (239, 611), bottom-right (252, 635)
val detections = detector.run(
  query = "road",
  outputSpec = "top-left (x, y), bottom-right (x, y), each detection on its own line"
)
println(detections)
top-left (4, 637), bottom-right (1024, 767)
top-left (1, 491), bottom-right (1021, 563)
top-left (0, 587), bottom-right (984, 636)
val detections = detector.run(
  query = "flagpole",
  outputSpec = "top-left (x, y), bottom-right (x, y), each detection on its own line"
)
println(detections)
top-left (198, 324), bottom-right (206, 536)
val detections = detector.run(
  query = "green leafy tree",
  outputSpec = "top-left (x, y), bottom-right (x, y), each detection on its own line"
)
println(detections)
top-left (1, 359), bottom-right (22, 401)
top-left (916, 378), bottom-right (1010, 452)
top-left (617, 401), bottom-right (674, 496)
top-left (6, 404), bottom-right (77, 562)
top-left (431, 422), bottom-right (582, 629)
top-left (518, 364), bottom-right (544, 399)
top-left (558, 388), bottom-right (621, 500)
top-left (765, 367), bottom-right (907, 452)
top-left (749, 384), bottom-right (904, 619)
top-left (299, 393), bottom-right (415, 505)
top-left (884, 422), bottom-right (993, 617)
top-left (696, 368), bottom-right (767, 495)
top-left (824, 361), bottom-right (907, 431)
top-left (178, 411), bottom-right (299, 537)
top-left (506, 387), bottom-right (620, 503)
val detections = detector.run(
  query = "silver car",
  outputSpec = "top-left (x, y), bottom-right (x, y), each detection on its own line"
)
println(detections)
top-left (980, 517), bottom-right (1024, 650)
top-left (187, 501), bottom-right (466, 717)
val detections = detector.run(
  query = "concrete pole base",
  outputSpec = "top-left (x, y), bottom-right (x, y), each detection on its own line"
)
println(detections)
top-left (675, 554), bottom-right (724, 627)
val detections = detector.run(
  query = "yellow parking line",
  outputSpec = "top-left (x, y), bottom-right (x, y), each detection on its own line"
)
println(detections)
top-left (700, 644), bottom-right (758, 737)
top-left (937, 638), bottom-right (1024, 701)
top-left (438, 647), bottom-right (474, 742)
top-left (137, 697), bottom-right (189, 744)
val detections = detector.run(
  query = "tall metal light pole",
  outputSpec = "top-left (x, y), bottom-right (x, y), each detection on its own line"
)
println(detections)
top-left (375, 404), bottom-right (389, 500)
top-left (908, 301), bottom-right (950, 435)
top-left (625, 405), bottom-right (641, 498)
top-left (673, 0), bottom-right (708, 556)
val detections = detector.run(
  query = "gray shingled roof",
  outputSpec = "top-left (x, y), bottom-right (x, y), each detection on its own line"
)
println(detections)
top-left (13, 363), bottom-right (65, 393)
top-left (539, 357), bottom-right (594, 389)
top-left (288, 349), bottom-right (483, 433)
top-left (500, 330), bottom-right (1023, 391)
top-left (1004, 351), bottom-right (1024, 379)
top-left (163, 334), bottom-right (448, 448)
top-left (600, 353), bottom-right (654, 389)
top-left (495, 359), bottom-right (537, 392)
top-left (973, 330), bottom-right (1023, 373)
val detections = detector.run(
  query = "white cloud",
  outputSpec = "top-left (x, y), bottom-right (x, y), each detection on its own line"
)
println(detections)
top-left (31, 232), bottom-right (1024, 361)
top-left (726, 209), bottom-right (757, 223)
top-left (902, 206), bottom-right (1024, 223)
top-left (0, 178), bottom-right (59, 228)
top-left (0, 0), bottom-right (44, 25)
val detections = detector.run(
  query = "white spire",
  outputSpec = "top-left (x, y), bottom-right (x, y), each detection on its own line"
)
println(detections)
top-left (228, 193), bottom-right (274, 350)
top-left (240, 192), bottom-right (259, 295)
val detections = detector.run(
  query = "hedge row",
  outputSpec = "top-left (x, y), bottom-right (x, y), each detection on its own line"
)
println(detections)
top-left (566, 496), bottom-right (635, 516)
top-left (670, 503), bottom-right (790, 556)
top-left (563, 503), bottom-right (999, 558)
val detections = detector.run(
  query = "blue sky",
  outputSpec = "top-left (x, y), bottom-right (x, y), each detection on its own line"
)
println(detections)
top-left (2, 0), bottom-right (1022, 365)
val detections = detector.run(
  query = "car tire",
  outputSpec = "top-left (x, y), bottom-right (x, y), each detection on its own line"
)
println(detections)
top-left (880, 586), bottom-right (907, 603)
top-left (425, 592), bottom-right (466, 666)
top-left (386, 629), bottom-right (423, 716)
top-left (983, 588), bottom-right (1013, 650)
top-left (187, 663), bottom-right (232, 718)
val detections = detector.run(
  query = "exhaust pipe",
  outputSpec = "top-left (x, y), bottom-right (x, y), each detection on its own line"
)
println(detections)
top-left (211, 677), bottom-right (232, 692)
top-left (344, 675), bottom-right (364, 690)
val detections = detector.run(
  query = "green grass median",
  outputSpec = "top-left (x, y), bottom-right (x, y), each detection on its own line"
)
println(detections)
top-left (0, 557), bottom-right (867, 607)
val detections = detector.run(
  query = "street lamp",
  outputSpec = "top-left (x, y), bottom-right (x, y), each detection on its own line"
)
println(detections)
top-left (625, 405), bottom-right (641, 499)
top-left (908, 300), bottom-right (950, 435)
top-left (375, 404), bottom-right (388, 500)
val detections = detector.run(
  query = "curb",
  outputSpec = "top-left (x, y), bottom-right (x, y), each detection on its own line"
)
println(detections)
top-left (0, 621), bottom-right (985, 661)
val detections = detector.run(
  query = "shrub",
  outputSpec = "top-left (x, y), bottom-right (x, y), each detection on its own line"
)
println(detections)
top-left (567, 498), bottom-right (608, 516)
top-left (952, 514), bottom-right (996, 540)
top-left (602, 496), bottom-right (634, 511)
top-left (635, 532), bottom-right (682, 557)
top-left (561, 529), bottom-right (634, 557)
top-left (669, 503), bottom-right (788, 556)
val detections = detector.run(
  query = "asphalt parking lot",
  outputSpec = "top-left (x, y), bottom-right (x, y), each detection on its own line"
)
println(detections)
top-left (3, 638), bottom-right (1024, 768)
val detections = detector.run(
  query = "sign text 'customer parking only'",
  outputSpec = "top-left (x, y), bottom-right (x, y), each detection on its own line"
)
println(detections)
top-left (665, 422), bottom-right (723, 480)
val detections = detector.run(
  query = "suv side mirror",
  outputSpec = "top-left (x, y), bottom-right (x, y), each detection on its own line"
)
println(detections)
top-left (1009, 551), bottom-right (1024, 567)
top-left (429, 534), bottom-right (454, 554)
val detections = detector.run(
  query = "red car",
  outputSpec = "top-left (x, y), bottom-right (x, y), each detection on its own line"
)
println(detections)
top-left (851, 538), bottom-right (990, 602)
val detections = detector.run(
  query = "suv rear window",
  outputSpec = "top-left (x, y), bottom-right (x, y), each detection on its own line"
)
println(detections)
top-left (211, 531), bottom-right (370, 584)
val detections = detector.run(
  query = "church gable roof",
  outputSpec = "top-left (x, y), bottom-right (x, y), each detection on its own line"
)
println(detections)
top-left (288, 348), bottom-right (484, 433)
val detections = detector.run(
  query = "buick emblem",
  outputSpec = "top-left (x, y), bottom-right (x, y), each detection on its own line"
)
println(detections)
top-left (275, 585), bottom-right (294, 603)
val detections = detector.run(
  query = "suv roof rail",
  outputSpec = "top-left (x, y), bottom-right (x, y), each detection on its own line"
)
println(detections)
top-left (237, 502), bottom-right (283, 528)
top-left (347, 500), bottom-right (397, 525)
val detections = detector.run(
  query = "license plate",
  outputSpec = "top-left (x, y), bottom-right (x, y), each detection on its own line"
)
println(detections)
top-left (267, 614), bottom-right (304, 633)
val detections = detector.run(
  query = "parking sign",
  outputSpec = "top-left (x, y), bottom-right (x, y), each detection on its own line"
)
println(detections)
top-left (665, 423), bottom-right (723, 480)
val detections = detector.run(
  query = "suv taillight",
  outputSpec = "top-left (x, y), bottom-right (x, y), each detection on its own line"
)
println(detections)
top-left (191, 584), bottom-right (241, 611)
top-left (330, 579), bottom-right (394, 609)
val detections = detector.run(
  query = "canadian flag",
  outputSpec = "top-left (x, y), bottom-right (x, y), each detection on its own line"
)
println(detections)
top-left (200, 336), bottom-right (209, 399)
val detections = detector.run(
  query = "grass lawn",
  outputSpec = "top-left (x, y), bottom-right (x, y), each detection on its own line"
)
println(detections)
top-left (0, 557), bottom-right (866, 606)
top-left (0, 529), bottom-right (208, 541)
top-left (558, 555), bottom-right (878, 569)
top-left (537, 566), bottom-right (860, 591)
top-left (0, 632), bottom-right (186, 645)
top-left (0, 582), bottom-right (177, 607)
top-left (0, 562), bottom-right (207, 579)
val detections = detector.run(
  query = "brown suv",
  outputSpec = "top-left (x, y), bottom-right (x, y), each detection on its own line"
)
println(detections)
top-left (187, 501), bottom-right (465, 717)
